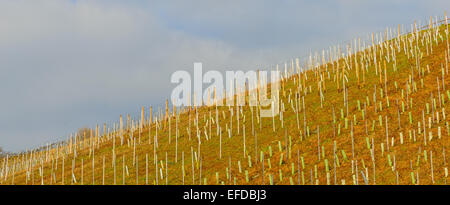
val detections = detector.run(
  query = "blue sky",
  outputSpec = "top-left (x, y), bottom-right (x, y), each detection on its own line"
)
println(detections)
top-left (0, 0), bottom-right (449, 152)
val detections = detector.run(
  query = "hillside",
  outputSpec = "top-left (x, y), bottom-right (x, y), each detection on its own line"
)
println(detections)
top-left (2, 17), bottom-right (450, 185)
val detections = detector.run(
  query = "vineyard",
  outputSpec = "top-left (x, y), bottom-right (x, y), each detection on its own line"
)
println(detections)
top-left (2, 14), bottom-right (450, 185)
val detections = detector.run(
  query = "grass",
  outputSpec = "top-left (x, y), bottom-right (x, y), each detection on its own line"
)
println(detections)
top-left (2, 19), bottom-right (450, 185)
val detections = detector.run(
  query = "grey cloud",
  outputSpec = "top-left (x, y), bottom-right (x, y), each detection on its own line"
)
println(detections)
top-left (0, 0), bottom-right (449, 152)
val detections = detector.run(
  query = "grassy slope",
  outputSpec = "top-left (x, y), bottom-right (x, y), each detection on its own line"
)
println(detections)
top-left (4, 23), bottom-right (450, 185)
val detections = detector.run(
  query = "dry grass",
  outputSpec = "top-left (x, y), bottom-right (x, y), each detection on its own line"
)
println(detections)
top-left (2, 20), bottom-right (450, 185)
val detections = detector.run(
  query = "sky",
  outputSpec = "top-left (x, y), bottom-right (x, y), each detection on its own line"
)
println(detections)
top-left (0, 0), bottom-right (449, 152)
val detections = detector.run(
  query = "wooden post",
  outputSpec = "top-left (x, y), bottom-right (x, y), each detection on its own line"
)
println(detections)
top-left (146, 153), bottom-right (148, 185)
top-left (62, 155), bottom-right (64, 185)
top-left (127, 113), bottom-right (130, 132)
top-left (123, 154), bottom-right (125, 185)
top-left (141, 106), bottom-right (145, 128)
top-left (150, 106), bottom-right (153, 125)
top-left (102, 155), bottom-right (105, 185)
top-left (356, 60), bottom-right (360, 88)
top-left (173, 99), bottom-right (176, 117)
top-left (136, 155), bottom-right (139, 185)
top-left (92, 146), bottom-right (95, 185)
top-left (120, 114), bottom-right (123, 145)
top-left (165, 99), bottom-right (169, 121)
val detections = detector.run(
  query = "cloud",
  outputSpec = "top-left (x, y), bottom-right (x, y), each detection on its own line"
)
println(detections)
top-left (0, 0), bottom-right (449, 152)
